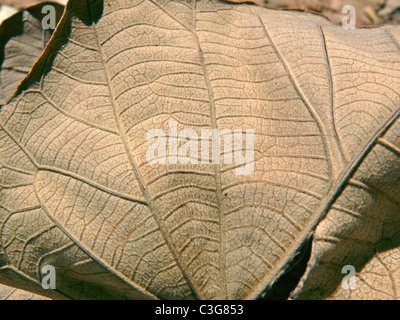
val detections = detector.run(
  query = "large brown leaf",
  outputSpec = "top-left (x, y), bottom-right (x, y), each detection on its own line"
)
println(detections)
top-left (0, 0), bottom-right (399, 300)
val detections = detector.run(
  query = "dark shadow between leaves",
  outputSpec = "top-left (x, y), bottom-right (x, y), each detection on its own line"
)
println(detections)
top-left (258, 236), bottom-right (313, 300)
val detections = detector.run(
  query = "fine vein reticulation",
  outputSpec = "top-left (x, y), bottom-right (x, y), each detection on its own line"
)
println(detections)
top-left (0, 0), bottom-right (399, 300)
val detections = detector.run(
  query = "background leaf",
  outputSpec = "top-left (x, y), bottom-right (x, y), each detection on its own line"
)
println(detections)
top-left (0, 2), bottom-right (64, 105)
top-left (0, 282), bottom-right (48, 299)
top-left (327, 246), bottom-right (400, 300)
top-left (0, 0), bottom-right (67, 10)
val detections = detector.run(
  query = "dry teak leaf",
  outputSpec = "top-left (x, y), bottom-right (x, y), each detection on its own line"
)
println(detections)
top-left (0, 0), bottom-right (399, 300)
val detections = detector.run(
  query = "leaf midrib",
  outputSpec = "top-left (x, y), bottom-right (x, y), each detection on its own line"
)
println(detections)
top-left (192, 0), bottom-right (226, 300)
top-left (90, 18), bottom-right (205, 299)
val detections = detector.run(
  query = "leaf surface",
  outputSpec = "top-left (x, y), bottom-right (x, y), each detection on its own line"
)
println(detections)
top-left (0, 0), bottom-right (399, 300)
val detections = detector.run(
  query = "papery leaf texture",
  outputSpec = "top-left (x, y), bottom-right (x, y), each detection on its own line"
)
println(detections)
top-left (0, 0), bottom-right (399, 300)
